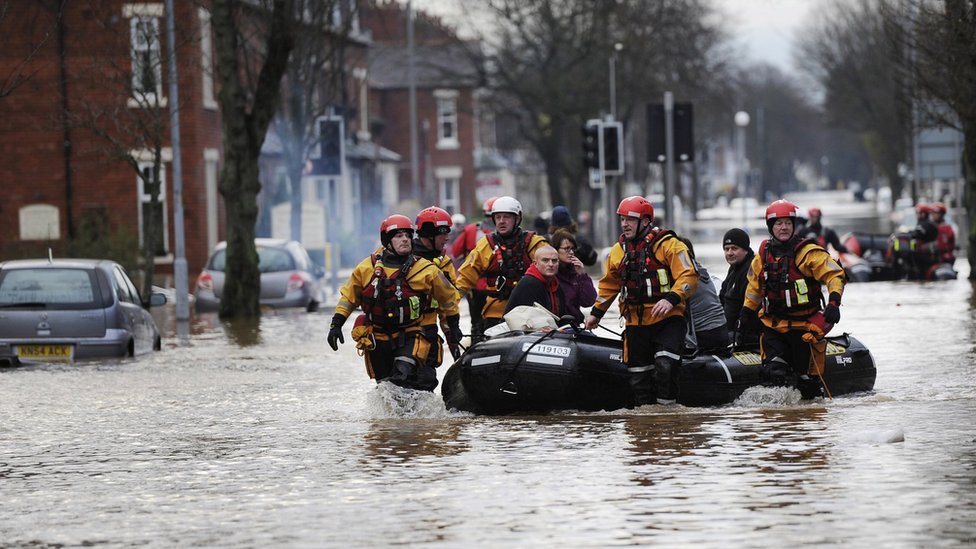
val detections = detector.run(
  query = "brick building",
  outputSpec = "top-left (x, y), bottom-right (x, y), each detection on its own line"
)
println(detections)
top-left (0, 1), bottom-right (224, 281)
top-left (361, 1), bottom-right (489, 217)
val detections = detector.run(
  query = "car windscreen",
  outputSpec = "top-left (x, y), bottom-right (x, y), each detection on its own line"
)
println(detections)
top-left (0, 268), bottom-right (101, 309)
top-left (208, 247), bottom-right (296, 273)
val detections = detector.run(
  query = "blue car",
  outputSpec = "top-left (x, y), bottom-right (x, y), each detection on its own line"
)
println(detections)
top-left (0, 258), bottom-right (167, 364)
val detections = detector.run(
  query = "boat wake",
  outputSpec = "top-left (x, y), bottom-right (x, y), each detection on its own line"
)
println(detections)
top-left (734, 385), bottom-right (805, 407)
top-left (365, 381), bottom-right (455, 419)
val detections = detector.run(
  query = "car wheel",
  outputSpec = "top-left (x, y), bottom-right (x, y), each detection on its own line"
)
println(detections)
top-left (306, 300), bottom-right (319, 313)
top-left (153, 336), bottom-right (162, 351)
top-left (127, 339), bottom-right (135, 357)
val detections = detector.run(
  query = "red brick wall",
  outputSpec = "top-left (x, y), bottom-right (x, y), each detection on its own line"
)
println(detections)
top-left (0, 1), bottom-right (223, 279)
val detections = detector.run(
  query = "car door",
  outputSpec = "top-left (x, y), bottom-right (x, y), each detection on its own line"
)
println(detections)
top-left (119, 267), bottom-right (156, 352)
top-left (111, 266), bottom-right (147, 355)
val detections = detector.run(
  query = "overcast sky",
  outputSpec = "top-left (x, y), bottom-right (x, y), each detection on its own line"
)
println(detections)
top-left (410, 0), bottom-right (816, 74)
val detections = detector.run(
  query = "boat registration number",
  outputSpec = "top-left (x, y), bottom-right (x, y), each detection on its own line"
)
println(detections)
top-left (16, 344), bottom-right (74, 361)
top-left (522, 343), bottom-right (570, 357)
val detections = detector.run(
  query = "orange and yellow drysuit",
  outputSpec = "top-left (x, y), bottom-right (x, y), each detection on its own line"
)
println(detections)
top-left (455, 229), bottom-right (548, 322)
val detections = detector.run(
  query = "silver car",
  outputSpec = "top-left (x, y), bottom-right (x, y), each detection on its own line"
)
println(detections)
top-left (0, 259), bottom-right (166, 365)
top-left (194, 239), bottom-right (326, 313)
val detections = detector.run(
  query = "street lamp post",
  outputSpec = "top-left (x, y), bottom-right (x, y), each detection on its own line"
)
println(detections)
top-left (734, 111), bottom-right (750, 228)
top-left (606, 42), bottom-right (623, 245)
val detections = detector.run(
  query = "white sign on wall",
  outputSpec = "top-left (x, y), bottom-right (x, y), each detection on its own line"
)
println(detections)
top-left (19, 204), bottom-right (60, 240)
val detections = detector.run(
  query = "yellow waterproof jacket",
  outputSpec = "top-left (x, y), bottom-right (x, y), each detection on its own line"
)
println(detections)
top-left (743, 239), bottom-right (846, 334)
top-left (428, 253), bottom-right (459, 329)
top-left (455, 231), bottom-right (548, 320)
top-left (591, 233), bottom-right (698, 326)
top-left (336, 253), bottom-right (460, 338)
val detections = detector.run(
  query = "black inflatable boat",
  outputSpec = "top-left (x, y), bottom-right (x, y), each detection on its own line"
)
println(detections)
top-left (441, 329), bottom-right (877, 414)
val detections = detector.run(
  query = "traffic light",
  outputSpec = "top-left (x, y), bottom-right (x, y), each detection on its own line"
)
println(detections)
top-left (318, 116), bottom-right (344, 176)
top-left (674, 102), bottom-right (694, 162)
top-left (602, 121), bottom-right (623, 175)
top-left (582, 120), bottom-right (603, 169)
top-left (646, 102), bottom-right (694, 163)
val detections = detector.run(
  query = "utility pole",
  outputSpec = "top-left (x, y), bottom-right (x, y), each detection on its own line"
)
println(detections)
top-left (164, 0), bottom-right (189, 321)
top-left (407, 0), bottom-right (419, 202)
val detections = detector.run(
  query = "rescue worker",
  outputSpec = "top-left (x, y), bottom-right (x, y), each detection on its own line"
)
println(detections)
top-left (327, 215), bottom-right (460, 391)
top-left (738, 199), bottom-right (846, 399)
top-left (455, 196), bottom-right (549, 335)
top-left (583, 196), bottom-right (699, 405)
top-left (451, 197), bottom-right (497, 339)
top-left (413, 206), bottom-right (463, 361)
top-left (930, 202), bottom-right (956, 265)
top-left (720, 228), bottom-right (756, 345)
top-left (805, 207), bottom-right (849, 254)
top-left (905, 203), bottom-right (940, 279)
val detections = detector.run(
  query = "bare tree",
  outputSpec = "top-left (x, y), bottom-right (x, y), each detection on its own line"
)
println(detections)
top-left (461, 0), bottom-right (726, 215)
top-left (891, 0), bottom-right (976, 278)
top-left (795, 0), bottom-right (912, 208)
top-left (1, 0), bottom-right (60, 99)
top-left (212, 0), bottom-right (295, 318)
top-left (273, 0), bottom-right (348, 243)
top-left (58, 1), bottom-right (194, 298)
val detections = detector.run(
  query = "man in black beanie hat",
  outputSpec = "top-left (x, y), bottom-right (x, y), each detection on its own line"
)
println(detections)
top-left (719, 228), bottom-right (756, 344)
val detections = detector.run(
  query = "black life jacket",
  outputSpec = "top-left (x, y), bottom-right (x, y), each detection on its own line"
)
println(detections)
top-left (617, 227), bottom-right (677, 304)
top-left (360, 253), bottom-right (429, 332)
top-left (483, 229), bottom-right (537, 300)
top-left (758, 237), bottom-right (823, 318)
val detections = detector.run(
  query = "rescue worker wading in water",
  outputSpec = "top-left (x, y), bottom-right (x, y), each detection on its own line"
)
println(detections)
top-left (412, 206), bottom-right (463, 361)
top-left (583, 196), bottom-right (699, 406)
top-left (738, 199), bottom-right (847, 399)
top-left (327, 215), bottom-right (460, 391)
top-left (455, 196), bottom-right (548, 336)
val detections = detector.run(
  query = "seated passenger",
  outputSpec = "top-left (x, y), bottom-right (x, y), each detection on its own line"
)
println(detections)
top-left (550, 230), bottom-right (597, 326)
top-left (679, 237), bottom-right (729, 354)
top-left (503, 245), bottom-right (567, 321)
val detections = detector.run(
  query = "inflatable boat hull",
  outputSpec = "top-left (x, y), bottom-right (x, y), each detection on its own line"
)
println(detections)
top-left (442, 330), bottom-right (877, 414)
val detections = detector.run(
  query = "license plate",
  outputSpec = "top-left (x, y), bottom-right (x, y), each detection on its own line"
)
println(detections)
top-left (16, 344), bottom-right (74, 362)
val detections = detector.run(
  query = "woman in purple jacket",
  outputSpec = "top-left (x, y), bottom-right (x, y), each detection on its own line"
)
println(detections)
top-left (550, 230), bottom-right (597, 325)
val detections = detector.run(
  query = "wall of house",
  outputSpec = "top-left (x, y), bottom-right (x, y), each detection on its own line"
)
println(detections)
top-left (0, 1), bottom-right (223, 283)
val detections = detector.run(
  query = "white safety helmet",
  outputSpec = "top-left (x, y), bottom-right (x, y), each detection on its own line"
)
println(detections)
top-left (451, 213), bottom-right (467, 227)
top-left (491, 196), bottom-right (522, 217)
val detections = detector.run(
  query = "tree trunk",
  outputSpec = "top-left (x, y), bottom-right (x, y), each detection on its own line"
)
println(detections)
top-left (219, 147), bottom-right (262, 317)
top-left (963, 119), bottom-right (976, 280)
top-left (212, 0), bottom-right (295, 318)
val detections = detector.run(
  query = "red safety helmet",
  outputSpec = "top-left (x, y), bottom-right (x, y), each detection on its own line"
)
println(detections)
top-left (616, 196), bottom-right (654, 220)
top-left (808, 207), bottom-right (822, 218)
top-left (765, 199), bottom-right (800, 232)
top-left (415, 206), bottom-right (453, 238)
top-left (483, 196), bottom-right (499, 217)
top-left (930, 202), bottom-right (947, 215)
top-left (380, 214), bottom-right (414, 247)
top-left (915, 203), bottom-right (932, 215)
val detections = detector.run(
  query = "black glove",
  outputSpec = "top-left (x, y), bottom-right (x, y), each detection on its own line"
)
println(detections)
top-left (735, 308), bottom-right (759, 346)
top-left (446, 314), bottom-right (462, 360)
top-left (823, 292), bottom-right (841, 324)
top-left (328, 314), bottom-right (346, 351)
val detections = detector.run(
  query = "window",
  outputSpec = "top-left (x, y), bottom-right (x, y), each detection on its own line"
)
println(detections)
top-left (435, 90), bottom-right (459, 149)
top-left (199, 8), bottom-right (217, 109)
top-left (0, 269), bottom-right (97, 309)
top-left (435, 166), bottom-right (462, 214)
top-left (113, 266), bottom-right (138, 304)
top-left (130, 15), bottom-right (162, 103)
top-left (137, 161), bottom-right (170, 257)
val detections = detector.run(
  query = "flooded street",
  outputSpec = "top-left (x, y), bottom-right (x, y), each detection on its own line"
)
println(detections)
top-left (2, 244), bottom-right (976, 547)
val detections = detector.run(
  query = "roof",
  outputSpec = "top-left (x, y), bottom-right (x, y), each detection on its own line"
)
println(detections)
top-left (368, 42), bottom-right (483, 89)
top-left (346, 140), bottom-right (401, 162)
top-left (0, 258), bottom-right (113, 269)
